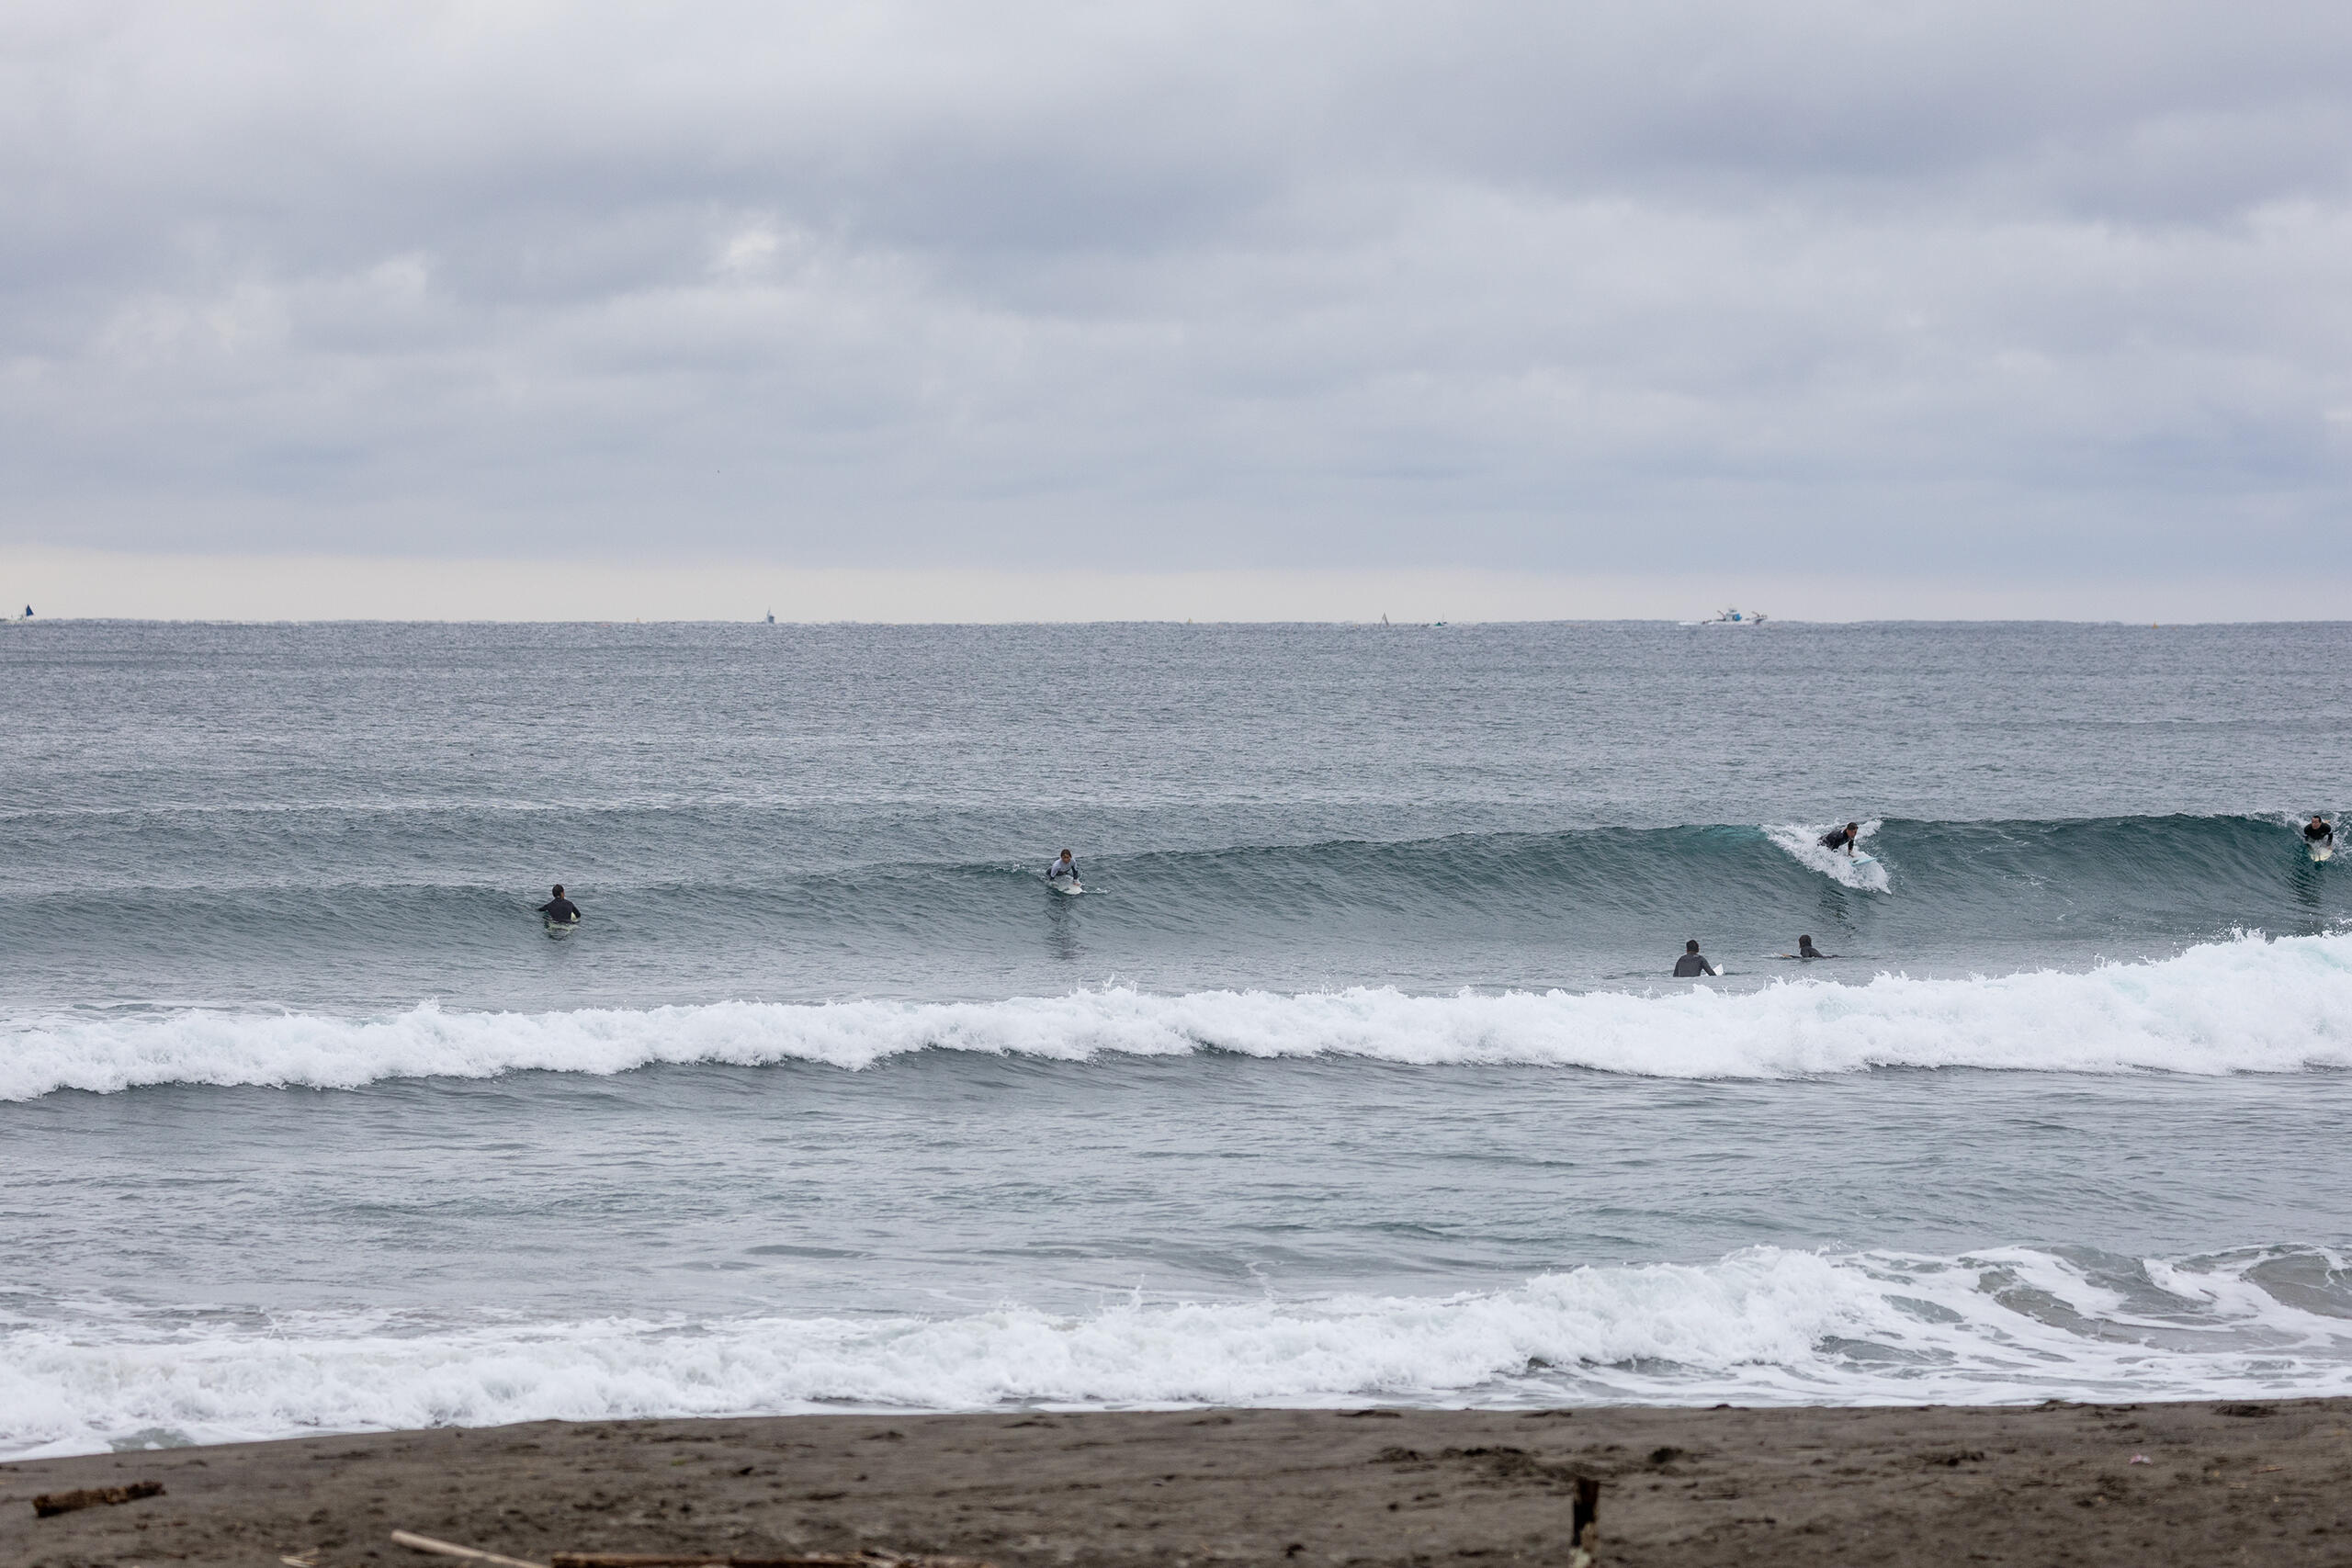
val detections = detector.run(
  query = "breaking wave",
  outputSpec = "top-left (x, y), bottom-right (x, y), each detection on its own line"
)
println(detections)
top-left (7, 1243), bottom-right (2351, 1458)
top-left (6, 931), bottom-right (2350, 1100)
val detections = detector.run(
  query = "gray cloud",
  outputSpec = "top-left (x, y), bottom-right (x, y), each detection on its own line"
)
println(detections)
top-left (2, 0), bottom-right (2347, 582)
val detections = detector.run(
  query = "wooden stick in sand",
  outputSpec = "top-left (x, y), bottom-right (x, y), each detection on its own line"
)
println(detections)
top-left (389, 1529), bottom-right (552, 1568)
top-left (1570, 1475), bottom-right (1601, 1567)
top-left (390, 1536), bottom-right (995, 1568)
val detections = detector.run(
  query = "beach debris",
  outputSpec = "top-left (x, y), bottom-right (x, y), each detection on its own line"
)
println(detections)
top-left (390, 1529), bottom-right (551, 1568)
top-left (2129, 1453), bottom-right (2151, 1465)
top-left (31, 1480), bottom-right (165, 1518)
top-left (390, 1540), bottom-right (997, 1568)
top-left (547, 1555), bottom-right (999, 1568)
top-left (1569, 1475), bottom-right (1600, 1568)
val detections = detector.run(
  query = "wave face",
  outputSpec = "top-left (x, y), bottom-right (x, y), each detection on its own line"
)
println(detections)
top-left (2, 812), bottom-right (2346, 1011)
top-left (7, 931), bottom-right (2349, 1100)
top-left (8, 1245), bottom-right (2352, 1457)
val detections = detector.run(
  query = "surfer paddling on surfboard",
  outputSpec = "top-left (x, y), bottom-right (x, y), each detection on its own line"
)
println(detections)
top-left (538, 884), bottom-right (582, 928)
top-left (2308, 816), bottom-right (2335, 860)
top-left (1046, 849), bottom-right (1082, 894)
top-left (1820, 822), bottom-right (1861, 856)
top-left (1673, 939), bottom-right (1718, 977)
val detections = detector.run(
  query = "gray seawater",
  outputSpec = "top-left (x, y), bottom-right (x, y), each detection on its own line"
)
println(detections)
top-left (2, 620), bottom-right (2349, 1455)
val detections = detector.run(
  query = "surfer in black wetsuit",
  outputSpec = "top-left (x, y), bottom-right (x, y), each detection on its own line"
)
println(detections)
top-left (1673, 939), bottom-right (1718, 977)
top-left (538, 885), bottom-right (581, 924)
top-left (2308, 816), bottom-right (2335, 850)
top-left (1819, 822), bottom-right (1860, 855)
top-left (1797, 934), bottom-right (1827, 959)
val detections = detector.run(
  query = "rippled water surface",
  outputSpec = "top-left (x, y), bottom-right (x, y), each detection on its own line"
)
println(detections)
top-left (2, 620), bottom-right (2348, 1455)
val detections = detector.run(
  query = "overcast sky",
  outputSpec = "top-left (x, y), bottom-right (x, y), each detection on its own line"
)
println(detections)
top-left (4, 1), bottom-right (2348, 613)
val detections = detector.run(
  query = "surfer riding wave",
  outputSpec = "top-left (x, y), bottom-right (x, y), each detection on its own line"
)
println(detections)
top-left (1766, 820), bottom-right (1891, 891)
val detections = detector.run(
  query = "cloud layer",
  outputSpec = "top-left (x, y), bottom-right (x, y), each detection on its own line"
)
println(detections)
top-left (3, 0), bottom-right (2347, 586)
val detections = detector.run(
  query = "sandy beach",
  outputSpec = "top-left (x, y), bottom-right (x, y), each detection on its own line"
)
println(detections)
top-left (6, 1400), bottom-right (2348, 1567)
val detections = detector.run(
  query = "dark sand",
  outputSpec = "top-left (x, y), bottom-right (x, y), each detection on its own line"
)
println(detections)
top-left (6, 1401), bottom-right (2350, 1567)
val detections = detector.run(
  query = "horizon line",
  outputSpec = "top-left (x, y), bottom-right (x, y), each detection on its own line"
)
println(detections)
top-left (4, 547), bottom-right (2346, 624)
top-left (5, 615), bottom-right (2341, 629)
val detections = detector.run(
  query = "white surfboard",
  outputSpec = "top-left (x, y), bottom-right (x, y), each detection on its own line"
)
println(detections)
top-left (2313, 842), bottom-right (2335, 863)
top-left (1049, 879), bottom-right (1084, 896)
top-left (1849, 852), bottom-right (1879, 869)
top-left (545, 919), bottom-right (578, 938)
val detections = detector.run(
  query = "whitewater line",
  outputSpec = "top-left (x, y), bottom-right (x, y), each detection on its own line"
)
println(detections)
top-left (2, 932), bottom-right (2348, 1100)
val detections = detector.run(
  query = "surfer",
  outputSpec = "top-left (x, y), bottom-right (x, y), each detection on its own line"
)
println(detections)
top-left (537, 884), bottom-right (582, 925)
top-left (1798, 934), bottom-right (1828, 959)
top-left (1673, 939), bottom-right (1718, 978)
top-left (2307, 816), bottom-right (2335, 851)
top-left (1046, 849), bottom-right (1080, 887)
top-left (1819, 821), bottom-right (1860, 856)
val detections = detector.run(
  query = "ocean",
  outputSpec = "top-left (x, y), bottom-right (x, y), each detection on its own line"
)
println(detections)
top-left (3, 618), bottom-right (2348, 1458)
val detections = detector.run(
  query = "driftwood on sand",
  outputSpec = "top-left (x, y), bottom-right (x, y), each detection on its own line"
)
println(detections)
top-left (30, 1481), bottom-right (165, 1518)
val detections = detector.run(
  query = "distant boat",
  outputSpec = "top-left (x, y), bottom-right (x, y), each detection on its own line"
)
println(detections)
top-left (1685, 607), bottom-right (1766, 626)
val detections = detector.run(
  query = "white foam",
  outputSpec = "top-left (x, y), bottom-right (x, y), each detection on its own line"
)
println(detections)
top-left (4, 931), bottom-right (2350, 1100)
top-left (1766, 818), bottom-right (1892, 890)
top-left (6, 1245), bottom-right (2349, 1457)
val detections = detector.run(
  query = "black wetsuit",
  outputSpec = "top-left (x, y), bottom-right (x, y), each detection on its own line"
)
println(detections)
top-left (1819, 829), bottom-right (1855, 853)
top-left (538, 896), bottom-right (581, 923)
top-left (2308, 822), bottom-right (2335, 847)
top-left (1798, 940), bottom-right (1826, 959)
top-left (1673, 953), bottom-right (1717, 977)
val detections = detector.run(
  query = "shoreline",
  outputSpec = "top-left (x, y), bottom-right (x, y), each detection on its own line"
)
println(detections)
top-left (6, 1400), bottom-right (2347, 1567)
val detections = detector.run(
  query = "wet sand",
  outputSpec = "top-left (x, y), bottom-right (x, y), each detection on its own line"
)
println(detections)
top-left (6, 1400), bottom-right (2349, 1567)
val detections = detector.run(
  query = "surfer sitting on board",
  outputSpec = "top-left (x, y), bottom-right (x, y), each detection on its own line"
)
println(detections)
top-left (2308, 816), bottom-right (2335, 851)
top-left (1673, 940), bottom-right (1718, 978)
top-left (538, 885), bottom-right (581, 924)
top-left (1819, 821), bottom-right (1860, 855)
top-left (1046, 849), bottom-right (1080, 887)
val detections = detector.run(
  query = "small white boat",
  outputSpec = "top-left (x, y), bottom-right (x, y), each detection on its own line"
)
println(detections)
top-left (1686, 607), bottom-right (1767, 626)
